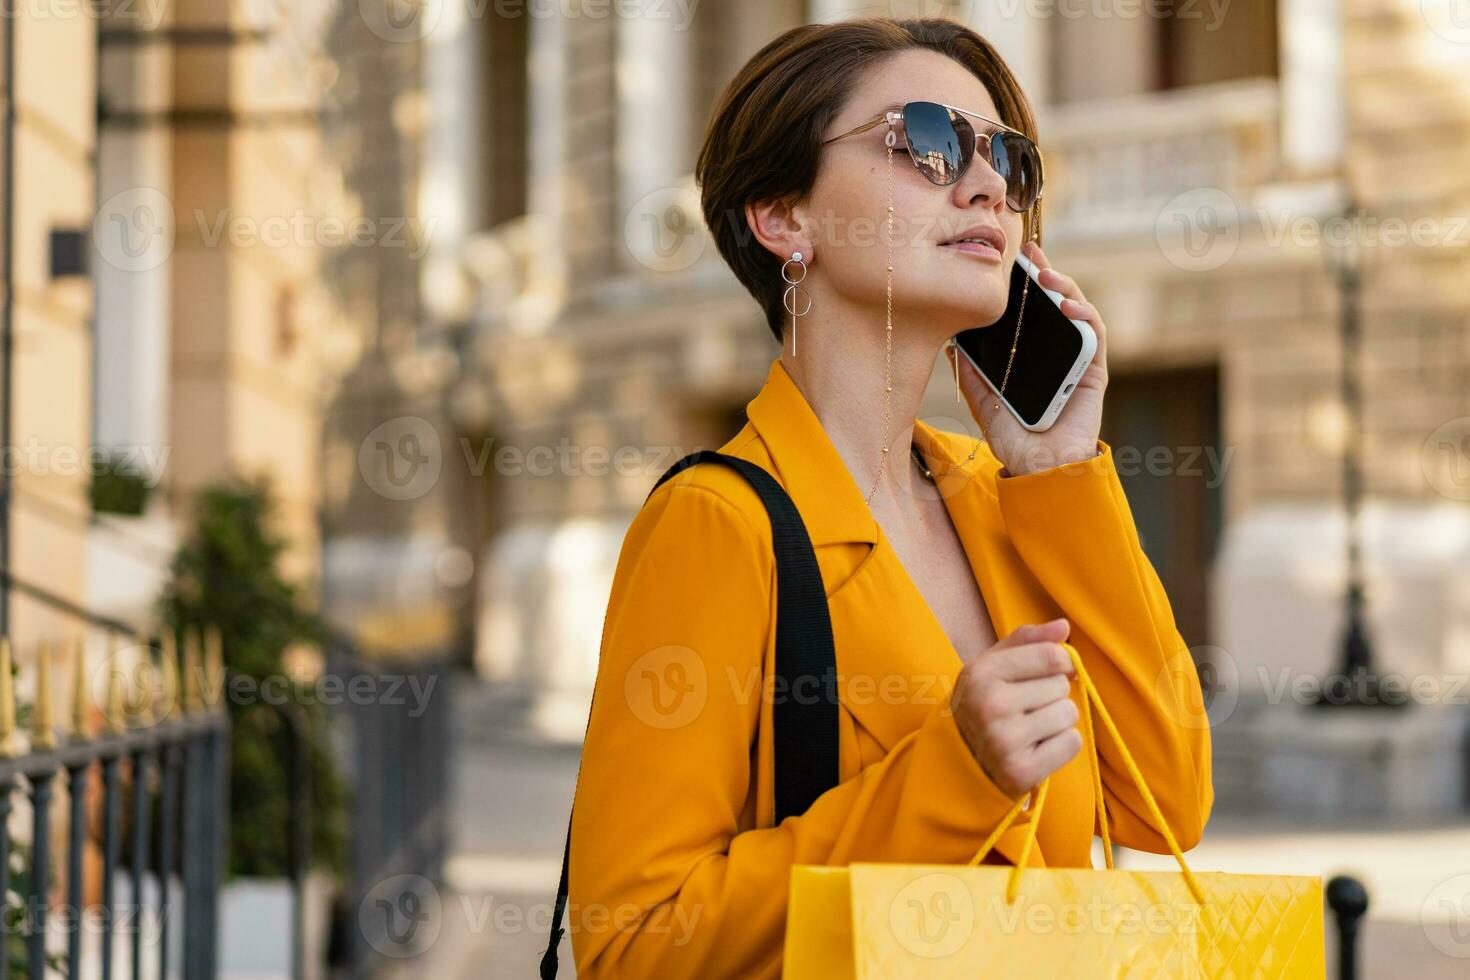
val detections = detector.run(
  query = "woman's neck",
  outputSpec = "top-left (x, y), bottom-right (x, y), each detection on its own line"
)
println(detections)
top-left (778, 319), bottom-right (944, 509)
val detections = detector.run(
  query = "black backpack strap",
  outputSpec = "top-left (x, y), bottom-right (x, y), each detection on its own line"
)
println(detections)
top-left (652, 451), bottom-right (841, 819)
top-left (539, 450), bottom-right (839, 978)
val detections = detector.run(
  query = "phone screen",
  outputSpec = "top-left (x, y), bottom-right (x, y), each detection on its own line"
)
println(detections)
top-left (952, 261), bottom-right (1085, 428)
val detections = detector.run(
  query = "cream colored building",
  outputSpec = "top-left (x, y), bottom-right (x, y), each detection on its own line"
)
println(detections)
top-left (415, 1), bottom-right (1470, 743)
top-left (3, 1), bottom-right (345, 651)
top-left (1, 0), bottom-right (97, 648)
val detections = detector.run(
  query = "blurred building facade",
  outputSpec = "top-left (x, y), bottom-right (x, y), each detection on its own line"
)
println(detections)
top-left (1, 1), bottom-right (346, 650)
top-left (315, 3), bottom-right (484, 662)
top-left (0, 0), bottom-right (96, 649)
top-left (400, 0), bottom-right (1470, 746)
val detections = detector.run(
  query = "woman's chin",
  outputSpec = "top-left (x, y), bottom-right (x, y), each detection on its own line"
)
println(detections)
top-left (921, 297), bottom-right (1010, 334)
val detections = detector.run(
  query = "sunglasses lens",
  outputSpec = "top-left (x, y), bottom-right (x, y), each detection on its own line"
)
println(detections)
top-left (901, 103), bottom-right (1043, 208)
top-left (902, 101), bottom-right (971, 185)
top-left (992, 132), bottom-right (1042, 211)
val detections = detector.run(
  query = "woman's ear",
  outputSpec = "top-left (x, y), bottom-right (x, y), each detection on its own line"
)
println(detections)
top-left (745, 198), bottom-right (811, 265)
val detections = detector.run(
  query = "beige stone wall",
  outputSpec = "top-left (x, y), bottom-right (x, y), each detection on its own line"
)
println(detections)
top-left (163, 1), bottom-right (336, 584)
top-left (1, 0), bottom-right (348, 647)
top-left (1346, 0), bottom-right (1470, 497)
top-left (4, 3), bottom-right (97, 648)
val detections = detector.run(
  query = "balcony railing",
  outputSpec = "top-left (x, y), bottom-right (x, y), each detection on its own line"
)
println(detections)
top-left (1039, 77), bottom-right (1282, 243)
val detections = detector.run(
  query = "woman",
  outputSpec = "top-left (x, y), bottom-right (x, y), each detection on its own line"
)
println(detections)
top-left (563, 17), bottom-right (1212, 978)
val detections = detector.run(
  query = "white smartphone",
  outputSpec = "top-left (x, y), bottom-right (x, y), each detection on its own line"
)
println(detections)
top-left (951, 251), bottom-right (1097, 432)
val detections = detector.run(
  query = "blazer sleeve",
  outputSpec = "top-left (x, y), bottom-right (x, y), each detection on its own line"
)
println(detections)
top-left (569, 480), bottom-right (1021, 979)
top-left (994, 437), bottom-right (1214, 852)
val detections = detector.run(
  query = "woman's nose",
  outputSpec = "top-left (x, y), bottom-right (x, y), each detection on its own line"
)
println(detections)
top-left (953, 137), bottom-right (1008, 210)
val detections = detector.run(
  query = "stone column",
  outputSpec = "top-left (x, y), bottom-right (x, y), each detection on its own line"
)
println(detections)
top-left (615, 5), bottom-right (696, 274)
top-left (94, 18), bottom-right (173, 466)
top-left (420, 0), bottom-right (485, 323)
top-left (1277, 0), bottom-right (1344, 175)
top-left (969, 2), bottom-right (1050, 106)
top-left (525, 6), bottom-right (569, 298)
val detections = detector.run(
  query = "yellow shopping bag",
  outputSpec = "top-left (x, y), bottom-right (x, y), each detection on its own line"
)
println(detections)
top-left (784, 644), bottom-right (1325, 978)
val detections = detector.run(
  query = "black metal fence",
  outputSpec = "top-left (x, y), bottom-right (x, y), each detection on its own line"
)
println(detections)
top-left (327, 641), bottom-right (452, 979)
top-left (0, 633), bottom-right (228, 979)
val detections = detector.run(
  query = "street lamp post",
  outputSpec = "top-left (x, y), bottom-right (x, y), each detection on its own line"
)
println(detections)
top-left (1314, 199), bottom-right (1404, 709)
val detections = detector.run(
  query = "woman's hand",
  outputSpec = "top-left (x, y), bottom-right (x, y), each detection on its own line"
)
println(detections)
top-left (947, 241), bottom-right (1110, 477)
top-left (950, 618), bottom-right (1082, 798)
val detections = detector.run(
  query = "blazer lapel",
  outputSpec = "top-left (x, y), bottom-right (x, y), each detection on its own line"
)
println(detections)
top-left (742, 357), bottom-right (1045, 867)
top-left (908, 419), bottom-right (1059, 867)
top-left (912, 417), bottom-right (1068, 638)
top-left (742, 356), bottom-right (880, 553)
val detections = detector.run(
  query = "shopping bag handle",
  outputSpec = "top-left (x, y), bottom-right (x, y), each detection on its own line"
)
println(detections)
top-left (966, 642), bottom-right (1207, 906)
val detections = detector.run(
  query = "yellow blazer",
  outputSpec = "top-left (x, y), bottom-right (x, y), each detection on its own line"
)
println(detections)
top-left (568, 355), bottom-right (1213, 978)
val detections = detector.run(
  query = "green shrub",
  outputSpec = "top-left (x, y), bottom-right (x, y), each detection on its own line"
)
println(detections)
top-left (157, 476), bottom-right (348, 879)
top-left (89, 451), bottom-right (151, 516)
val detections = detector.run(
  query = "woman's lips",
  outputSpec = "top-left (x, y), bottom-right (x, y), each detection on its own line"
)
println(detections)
top-left (938, 240), bottom-right (1003, 262)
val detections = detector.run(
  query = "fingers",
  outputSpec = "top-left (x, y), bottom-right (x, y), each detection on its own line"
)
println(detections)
top-left (1009, 673), bottom-right (1073, 713)
top-left (982, 643), bottom-right (1075, 683)
top-left (1020, 247), bottom-right (1110, 378)
top-left (957, 669), bottom-right (1071, 730)
top-left (1020, 726), bottom-right (1084, 783)
top-left (1012, 695), bottom-right (1079, 748)
top-left (972, 620), bottom-right (1073, 682)
top-left (1041, 267), bottom-right (1081, 299)
top-left (992, 618), bottom-right (1070, 650)
top-left (981, 700), bottom-right (1083, 795)
top-left (1061, 297), bottom-right (1098, 324)
top-left (951, 619), bottom-right (1088, 797)
top-left (1024, 242), bottom-right (1092, 317)
top-left (1059, 296), bottom-right (1107, 359)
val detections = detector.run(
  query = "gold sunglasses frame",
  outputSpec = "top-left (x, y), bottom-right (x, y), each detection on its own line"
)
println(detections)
top-left (821, 100), bottom-right (1045, 210)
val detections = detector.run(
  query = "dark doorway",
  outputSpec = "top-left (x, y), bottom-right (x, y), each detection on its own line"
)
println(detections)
top-left (1101, 364), bottom-right (1225, 652)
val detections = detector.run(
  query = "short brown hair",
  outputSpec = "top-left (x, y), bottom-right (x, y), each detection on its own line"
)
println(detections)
top-left (695, 17), bottom-right (1043, 344)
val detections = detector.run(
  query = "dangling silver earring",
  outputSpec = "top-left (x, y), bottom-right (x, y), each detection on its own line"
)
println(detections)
top-left (950, 338), bottom-right (963, 404)
top-left (782, 250), bottom-right (810, 356)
